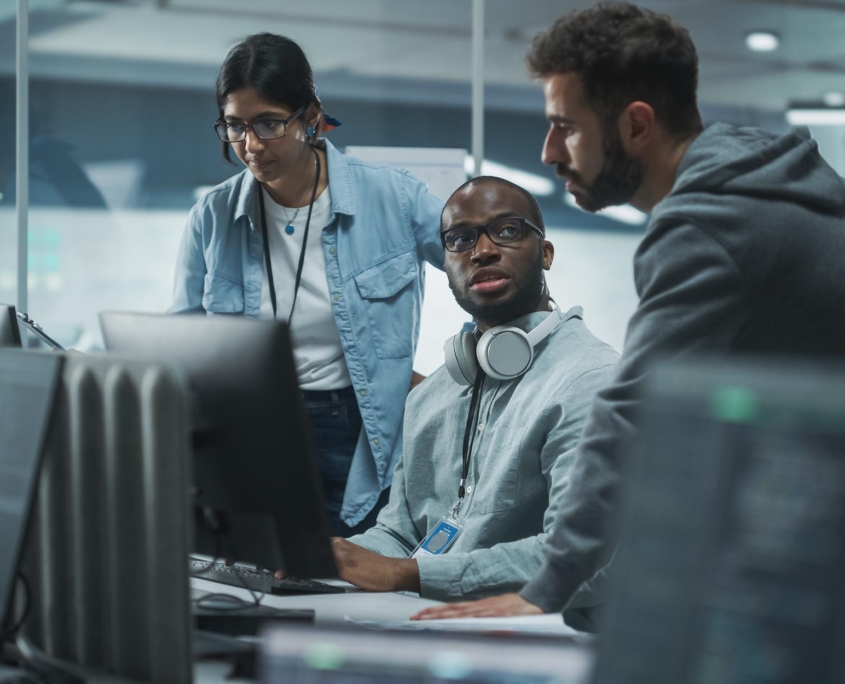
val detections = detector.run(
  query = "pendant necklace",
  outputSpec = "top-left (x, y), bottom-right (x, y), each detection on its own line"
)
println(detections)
top-left (279, 155), bottom-right (318, 236)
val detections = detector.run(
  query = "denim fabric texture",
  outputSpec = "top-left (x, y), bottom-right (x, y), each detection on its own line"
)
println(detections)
top-left (169, 139), bottom-right (446, 526)
top-left (304, 386), bottom-right (389, 537)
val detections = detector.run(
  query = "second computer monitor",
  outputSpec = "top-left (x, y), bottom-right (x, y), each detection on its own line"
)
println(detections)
top-left (99, 312), bottom-right (336, 578)
top-left (0, 305), bottom-right (21, 348)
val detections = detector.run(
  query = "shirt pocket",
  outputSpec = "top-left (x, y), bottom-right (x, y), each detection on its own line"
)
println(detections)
top-left (470, 442), bottom-right (519, 516)
top-left (201, 271), bottom-right (244, 314)
top-left (353, 250), bottom-right (418, 360)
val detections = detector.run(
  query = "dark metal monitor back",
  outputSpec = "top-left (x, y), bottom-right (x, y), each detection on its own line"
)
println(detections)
top-left (0, 351), bottom-right (62, 628)
top-left (99, 311), bottom-right (336, 578)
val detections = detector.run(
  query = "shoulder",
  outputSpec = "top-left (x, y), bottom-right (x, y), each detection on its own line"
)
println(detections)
top-left (329, 145), bottom-right (437, 206)
top-left (534, 312), bottom-right (619, 384)
top-left (189, 170), bottom-right (250, 224)
top-left (405, 364), bottom-right (457, 412)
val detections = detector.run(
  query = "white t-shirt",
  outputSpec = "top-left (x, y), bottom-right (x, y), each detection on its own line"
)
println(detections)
top-left (259, 186), bottom-right (352, 391)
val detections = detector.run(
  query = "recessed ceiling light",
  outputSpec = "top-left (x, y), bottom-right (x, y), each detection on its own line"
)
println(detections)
top-left (745, 31), bottom-right (780, 52)
top-left (823, 91), bottom-right (845, 107)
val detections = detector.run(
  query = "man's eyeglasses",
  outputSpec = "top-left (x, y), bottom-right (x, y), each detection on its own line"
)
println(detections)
top-left (441, 216), bottom-right (544, 253)
top-left (214, 106), bottom-right (306, 142)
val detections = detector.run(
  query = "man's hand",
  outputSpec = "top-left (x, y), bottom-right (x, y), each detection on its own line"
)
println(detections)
top-left (332, 538), bottom-right (420, 593)
top-left (409, 370), bottom-right (427, 392)
top-left (410, 593), bottom-right (542, 620)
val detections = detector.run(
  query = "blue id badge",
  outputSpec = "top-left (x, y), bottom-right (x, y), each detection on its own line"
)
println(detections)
top-left (411, 516), bottom-right (464, 559)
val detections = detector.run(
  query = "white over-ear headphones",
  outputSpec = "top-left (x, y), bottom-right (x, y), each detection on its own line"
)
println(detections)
top-left (444, 302), bottom-right (577, 385)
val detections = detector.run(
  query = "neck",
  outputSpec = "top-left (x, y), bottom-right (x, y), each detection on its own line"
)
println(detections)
top-left (630, 132), bottom-right (699, 213)
top-left (475, 293), bottom-right (552, 334)
top-left (264, 146), bottom-right (328, 207)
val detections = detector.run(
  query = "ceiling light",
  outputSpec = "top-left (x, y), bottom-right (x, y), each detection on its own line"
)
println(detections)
top-left (745, 31), bottom-right (780, 53)
top-left (823, 92), bottom-right (845, 108)
top-left (785, 108), bottom-right (845, 126)
top-left (563, 194), bottom-right (648, 226)
top-left (464, 156), bottom-right (555, 197)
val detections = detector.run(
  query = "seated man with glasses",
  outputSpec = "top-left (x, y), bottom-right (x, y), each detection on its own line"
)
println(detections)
top-left (329, 176), bottom-right (619, 626)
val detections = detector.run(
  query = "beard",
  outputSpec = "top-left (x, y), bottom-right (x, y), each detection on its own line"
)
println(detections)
top-left (564, 129), bottom-right (644, 213)
top-left (448, 249), bottom-right (545, 329)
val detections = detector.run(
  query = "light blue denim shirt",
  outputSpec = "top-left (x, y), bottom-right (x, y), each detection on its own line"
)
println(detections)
top-left (169, 139), bottom-right (446, 526)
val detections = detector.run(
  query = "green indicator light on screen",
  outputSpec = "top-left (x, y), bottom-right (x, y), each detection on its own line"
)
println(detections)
top-left (711, 386), bottom-right (758, 423)
top-left (303, 643), bottom-right (345, 670)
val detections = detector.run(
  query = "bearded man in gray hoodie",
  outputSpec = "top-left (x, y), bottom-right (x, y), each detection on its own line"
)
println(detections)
top-left (414, 2), bottom-right (845, 621)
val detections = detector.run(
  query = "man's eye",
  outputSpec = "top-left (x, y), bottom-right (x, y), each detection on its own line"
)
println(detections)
top-left (449, 232), bottom-right (474, 246)
top-left (495, 222), bottom-right (521, 239)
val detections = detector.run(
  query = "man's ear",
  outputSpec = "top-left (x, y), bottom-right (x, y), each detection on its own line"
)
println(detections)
top-left (619, 101), bottom-right (655, 154)
top-left (542, 240), bottom-right (554, 270)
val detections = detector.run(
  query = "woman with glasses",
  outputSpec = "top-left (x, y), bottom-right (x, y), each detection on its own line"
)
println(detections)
top-left (170, 33), bottom-right (445, 537)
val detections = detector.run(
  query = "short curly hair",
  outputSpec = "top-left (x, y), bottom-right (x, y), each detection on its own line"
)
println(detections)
top-left (527, 2), bottom-right (703, 141)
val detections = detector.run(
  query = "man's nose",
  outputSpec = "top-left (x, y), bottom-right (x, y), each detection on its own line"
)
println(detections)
top-left (470, 233), bottom-right (501, 264)
top-left (541, 128), bottom-right (567, 166)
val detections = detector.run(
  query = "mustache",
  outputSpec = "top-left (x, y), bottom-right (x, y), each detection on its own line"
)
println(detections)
top-left (556, 165), bottom-right (585, 185)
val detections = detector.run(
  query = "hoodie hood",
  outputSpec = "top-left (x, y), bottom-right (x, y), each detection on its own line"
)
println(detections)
top-left (662, 123), bottom-right (845, 216)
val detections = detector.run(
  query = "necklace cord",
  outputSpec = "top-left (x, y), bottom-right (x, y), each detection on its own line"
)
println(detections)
top-left (259, 146), bottom-right (322, 322)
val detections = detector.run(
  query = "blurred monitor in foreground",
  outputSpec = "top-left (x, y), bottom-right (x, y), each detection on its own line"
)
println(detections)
top-left (595, 359), bottom-right (845, 684)
top-left (261, 624), bottom-right (594, 684)
top-left (100, 312), bottom-right (335, 578)
top-left (0, 305), bottom-right (21, 348)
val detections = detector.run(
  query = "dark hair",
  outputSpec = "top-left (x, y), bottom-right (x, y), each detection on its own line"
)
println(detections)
top-left (215, 33), bottom-right (321, 163)
top-left (526, 2), bottom-right (703, 141)
top-left (443, 176), bottom-right (546, 234)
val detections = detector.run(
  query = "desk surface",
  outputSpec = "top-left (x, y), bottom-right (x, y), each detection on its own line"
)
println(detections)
top-left (191, 577), bottom-right (442, 624)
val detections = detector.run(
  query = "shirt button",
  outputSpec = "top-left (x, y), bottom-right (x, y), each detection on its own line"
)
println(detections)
top-left (329, 247), bottom-right (337, 255)
top-left (466, 485), bottom-right (473, 493)
top-left (477, 423), bottom-right (484, 432)
top-left (359, 389), bottom-right (367, 398)
top-left (372, 438), bottom-right (380, 447)
top-left (332, 293), bottom-right (341, 302)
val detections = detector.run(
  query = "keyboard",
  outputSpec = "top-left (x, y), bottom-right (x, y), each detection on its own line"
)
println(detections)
top-left (189, 559), bottom-right (347, 595)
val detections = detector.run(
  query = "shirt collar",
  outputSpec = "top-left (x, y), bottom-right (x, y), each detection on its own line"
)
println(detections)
top-left (235, 138), bottom-right (356, 234)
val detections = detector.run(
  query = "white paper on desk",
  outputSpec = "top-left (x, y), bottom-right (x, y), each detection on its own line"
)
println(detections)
top-left (346, 613), bottom-right (585, 637)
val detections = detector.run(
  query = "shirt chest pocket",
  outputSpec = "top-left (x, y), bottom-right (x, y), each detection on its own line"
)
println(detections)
top-left (353, 251), bottom-right (419, 360)
top-left (201, 271), bottom-right (244, 315)
top-left (470, 442), bottom-right (519, 516)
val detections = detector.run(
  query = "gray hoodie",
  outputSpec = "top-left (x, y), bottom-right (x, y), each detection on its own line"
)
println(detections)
top-left (521, 123), bottom-right (845, 613)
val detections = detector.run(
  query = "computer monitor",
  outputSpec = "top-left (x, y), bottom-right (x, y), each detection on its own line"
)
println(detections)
top-left (0, 350), bottom-right (63, 628)
top-left (99, 312), bottom-right (336, 578)
top-left (0, 305), bottom-right (22, 348)
top-left (594, 359), bottom-right (845, 684)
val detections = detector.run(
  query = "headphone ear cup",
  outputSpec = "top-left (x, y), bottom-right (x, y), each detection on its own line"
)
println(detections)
top-left (443, 332), bottom-right (479, 386)
top-left (476, 327), bottom-right (533, 381)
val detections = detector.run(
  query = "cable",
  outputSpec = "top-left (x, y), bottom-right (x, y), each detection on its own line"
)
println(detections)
top-left (2, 572), bottom-right (31, 642)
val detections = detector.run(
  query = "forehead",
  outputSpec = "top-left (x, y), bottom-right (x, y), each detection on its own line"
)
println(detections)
top-left (222, 88), bottom-right (293, 117)
top-left (542, 72), bottom-right (591, 120)
top-left (442, 183), bottom-right (531, 228)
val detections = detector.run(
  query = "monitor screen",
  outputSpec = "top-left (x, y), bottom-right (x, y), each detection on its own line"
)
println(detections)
top-left (100, 312), bottom-right (335, 578)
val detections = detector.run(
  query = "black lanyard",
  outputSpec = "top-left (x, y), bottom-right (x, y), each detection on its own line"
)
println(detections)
top-left (259, 146), bottom-right (321, 322)
top-left (458, 370), bottom-right (485, 506)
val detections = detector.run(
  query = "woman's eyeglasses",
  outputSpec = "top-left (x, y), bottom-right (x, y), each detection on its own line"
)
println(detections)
top-left (214, 106), bottom-right (306, 142)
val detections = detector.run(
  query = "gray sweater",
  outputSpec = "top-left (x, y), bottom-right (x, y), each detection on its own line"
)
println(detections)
top-left (350, 307), bottom-right (619, 602)
top-left (521, 124), bottom-right (845, 613)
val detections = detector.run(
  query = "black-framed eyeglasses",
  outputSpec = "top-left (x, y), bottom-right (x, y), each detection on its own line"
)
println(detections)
top-left (441, 216), bottom-right (544, 253)
top-left (213, 105), bottom-right (306, 142)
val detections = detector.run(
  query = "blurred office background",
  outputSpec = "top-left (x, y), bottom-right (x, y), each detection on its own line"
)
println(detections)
top-left (1, 0), bottom-right (844, 371)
